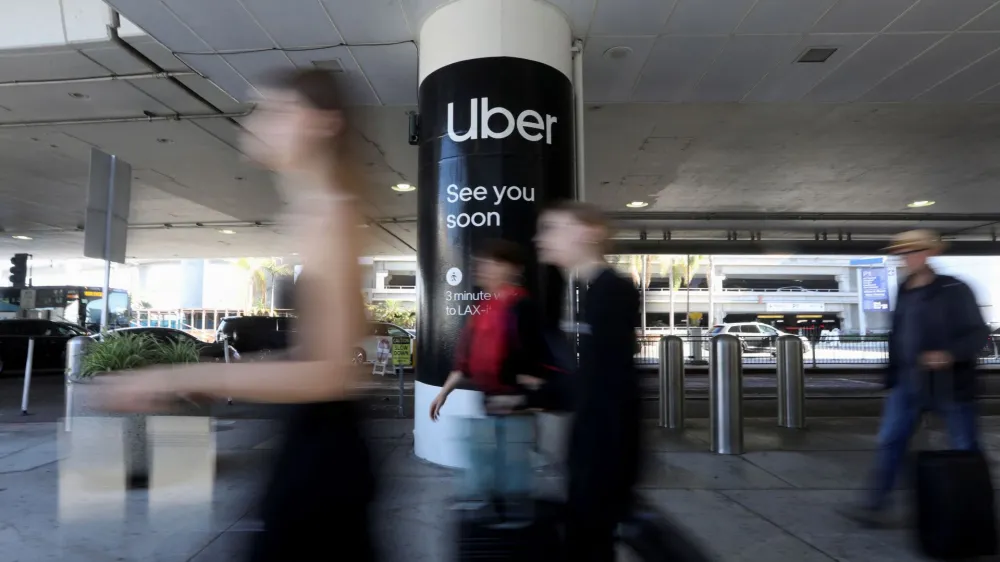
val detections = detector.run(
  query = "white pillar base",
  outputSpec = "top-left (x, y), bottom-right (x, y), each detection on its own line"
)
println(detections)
top-left (413, 381), bottom-right (485, 468)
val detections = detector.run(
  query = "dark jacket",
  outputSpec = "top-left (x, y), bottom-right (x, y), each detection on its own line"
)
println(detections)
top-left (886, 273), bottom-right (987, 402)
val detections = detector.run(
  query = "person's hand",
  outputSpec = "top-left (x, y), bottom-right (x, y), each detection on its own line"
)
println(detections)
top-left (429, 392), bottom-right (448, 422)
top-left (920, 350), bottom-right (954, 371)
top-left (98, 369), bottom-right (188, 414)
top-left (516, 375), bottom-right (544, 390)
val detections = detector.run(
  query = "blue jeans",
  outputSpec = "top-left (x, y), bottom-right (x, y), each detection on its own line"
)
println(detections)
top-left (868, 385), bottom-right (979, 510)
top-left (462, 415), bottom-right (534, 499)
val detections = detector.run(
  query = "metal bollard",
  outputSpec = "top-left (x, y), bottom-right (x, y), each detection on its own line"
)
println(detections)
top-left (776, 335), bottom-right (806, 429)
top-left (658, 336), bottom-right (685, 429)
top-left (64, 336), bottom-right (91, 431)
top-left (710, 334), bottom-right (743, 455)
top-left (396, 366), bottom-right (405, 418)
top-left (222, 335), bottom-right (233, 405)
top-left (20, 338), bottom-right (35, 416)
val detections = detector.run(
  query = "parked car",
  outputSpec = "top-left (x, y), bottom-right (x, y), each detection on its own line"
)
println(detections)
top-left (0, 319), bottom-right (90, 376)
top-left (707, 322), bottom-right (812, 354)
top-left (95, 327), bottom-right (240, 362)
top-left (216, 316), bottom-right (294, 354)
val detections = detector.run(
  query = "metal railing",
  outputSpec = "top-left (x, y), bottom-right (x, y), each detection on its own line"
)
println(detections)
top-left (635, 334), bottom-right (1000, 368)
top-left (131, 308), bottom-right (296, 342)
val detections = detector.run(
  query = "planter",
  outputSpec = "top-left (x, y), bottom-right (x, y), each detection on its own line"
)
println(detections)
top-left (68, 375), bottom-right (206, 488)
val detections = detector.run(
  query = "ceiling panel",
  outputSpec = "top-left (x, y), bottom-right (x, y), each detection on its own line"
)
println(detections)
top-left (887, 0), bottom-right (997, 32)
top-left (583, 37), bottom-right (656, 102)
top-left (176, 54), bottom-right (256, 103)
top-left (920, 49), bottom-right (1000, 100)
top-left (806, 33), bottom-right (943, 101)
top-left (320, 0), bottom-right (411, 43)
top-left (690, 35), bottom-right (803, 102)
top-left (0, 81), bottom-right (178, 121)
top-left (240, 0), bottom-right (343, 47)
top-left (351, 43), bottom-right (419, 105)
top-left (162, 0), bottom-right (272, 52)
top-left (863, 33), bottom-right (1000, 101)
top-left (546, 0), bottom-right (598, 35)
top-left (737, 0), bottom-right (837, 34)
top-left (81, 40), bottom-right (189, 75)
top-left (812, 0), bottom-right (917, 33)
top-left (632, 36), bottom-right (728, 102)
top-left (591, 0), bottom-right (677, 35)
top-left (0, 50), bottom-right (108, 82)
top-left (663, 0), bottom-right (755, 35)
top-left (965, 1), bottom-right (1000, 30)
top-left (744, 34), bottom-right (872, 102)
top-left (284, 47), bottom-right (381, 105)
top-left (105, 0), bottom-right (211, 51)
top-left (223, 52), bottom-right (297, 93)
top-left (973, 82), bottom-right (1000, 101)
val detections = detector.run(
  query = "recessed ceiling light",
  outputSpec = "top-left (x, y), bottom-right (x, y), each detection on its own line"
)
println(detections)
top-left (156, 138), bottom-right (172, 144)
top-left (218, 229), bottom-right (236, 235)
top-left (392, 183), bottom-right (416, 192)
top-left (11, 235), bottom-right (32, 240)
top-left (68, 92), bottom-right (89, 99)
top-left (626, 201), bottom-right (649, 208)
top-left (797, 47), bottom-right (838, 63)
top-left (603, 46), bottom-right (633, 60)
top-left (907, 200), bottom-right (935, 208)
top-left (291, 252), bottom-right (299, 256)
top-left (358, 223), bottom-right (371, 228)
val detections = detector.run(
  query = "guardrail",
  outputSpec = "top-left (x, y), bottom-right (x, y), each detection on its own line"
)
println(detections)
top-left (636, 335), bottom-right (1000, 368)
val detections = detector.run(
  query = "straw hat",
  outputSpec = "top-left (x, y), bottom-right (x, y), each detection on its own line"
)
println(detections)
top-left (883, 229), bottom-right (946, 254)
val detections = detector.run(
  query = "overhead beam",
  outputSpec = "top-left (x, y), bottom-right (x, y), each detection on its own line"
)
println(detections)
top-left (611, 239), bottom-right (1000, 256)
top-left (607, 212), bottom-right (1000, 223)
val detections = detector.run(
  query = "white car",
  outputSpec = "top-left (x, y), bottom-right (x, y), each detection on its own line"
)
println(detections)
top-left (354, 322), bottom-right (415, 366)
top-left (707, 322), bottom-right (812, 354)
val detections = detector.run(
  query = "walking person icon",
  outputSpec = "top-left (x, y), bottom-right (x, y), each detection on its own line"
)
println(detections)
top-left (447, 267), bottom-right (463, 287)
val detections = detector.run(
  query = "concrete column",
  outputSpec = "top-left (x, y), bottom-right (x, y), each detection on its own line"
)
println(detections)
top-left (414, 0), bottom-right (574, 467)
top-left (179, 260), bottom-right (204, 309)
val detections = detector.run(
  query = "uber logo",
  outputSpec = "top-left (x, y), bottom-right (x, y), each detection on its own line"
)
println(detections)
top-left (447, 97), bottom-right (557, 145)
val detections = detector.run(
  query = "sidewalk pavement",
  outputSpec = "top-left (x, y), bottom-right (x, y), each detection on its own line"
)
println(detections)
top-left (5, 415), bottom-right (1000, 561)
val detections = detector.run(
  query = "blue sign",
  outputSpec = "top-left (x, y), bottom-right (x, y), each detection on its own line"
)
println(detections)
top-left (851, 257), bottom-right (884, 266)
top-left (861, 268), bottom-right (890, 312)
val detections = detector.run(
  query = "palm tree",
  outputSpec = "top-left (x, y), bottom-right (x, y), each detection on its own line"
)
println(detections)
top-left (234, 258), bottom-right (293, 312)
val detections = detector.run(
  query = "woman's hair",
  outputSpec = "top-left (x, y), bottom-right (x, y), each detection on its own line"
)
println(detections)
top-left (265, 68), bottom-right (344, 112)
top-left (474, 239), bottom-right (527, 269)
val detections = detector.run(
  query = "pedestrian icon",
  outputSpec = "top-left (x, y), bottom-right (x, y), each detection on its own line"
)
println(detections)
top-left (446, 267), bottom-right (462, 286)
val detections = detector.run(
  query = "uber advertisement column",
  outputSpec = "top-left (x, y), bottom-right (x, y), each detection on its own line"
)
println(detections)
top-left (416, 57), bottom-right (573, 388)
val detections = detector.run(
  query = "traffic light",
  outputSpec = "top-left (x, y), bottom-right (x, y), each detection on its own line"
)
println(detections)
top-left (8, 253), bottom-right (28, 287)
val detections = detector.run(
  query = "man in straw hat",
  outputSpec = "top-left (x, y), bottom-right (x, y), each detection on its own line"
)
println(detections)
top-left (844, 229), bottom-right (988, 527)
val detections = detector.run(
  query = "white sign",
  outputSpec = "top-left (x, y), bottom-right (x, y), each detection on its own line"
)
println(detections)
top-left (765, 302), bottom-right (826, 313)
top-left (19, 289), bottom-right (36, 310)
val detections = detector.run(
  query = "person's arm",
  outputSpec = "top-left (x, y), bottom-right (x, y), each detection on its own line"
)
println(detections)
top-left (948, 282), bottom-right (989, 363)
top-left (439, 369), bottom-right (466, 397)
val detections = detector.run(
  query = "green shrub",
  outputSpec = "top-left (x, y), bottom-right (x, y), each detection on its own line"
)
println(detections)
top-left (79, 332), bottom-right (201, 379)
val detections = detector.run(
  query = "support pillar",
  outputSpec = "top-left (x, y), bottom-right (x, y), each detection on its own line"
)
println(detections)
top-left (414, 0), bottom-right (574, 467)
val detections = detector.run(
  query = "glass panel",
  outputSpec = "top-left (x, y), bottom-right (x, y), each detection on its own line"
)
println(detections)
top-left (740, 325), bottom-right (761, 334)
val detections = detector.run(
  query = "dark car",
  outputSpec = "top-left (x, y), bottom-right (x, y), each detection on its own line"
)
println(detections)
top-left (216, 316), bottom-right (294, 355)
top-left (96, 327), bottom-right (240, 362)
top-left (0, 319), bottom-right (90, 376)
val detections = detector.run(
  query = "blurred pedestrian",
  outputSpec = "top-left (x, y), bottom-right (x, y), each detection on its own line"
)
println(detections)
top-left (844, 229), bottom-right (987, 527)
top-left (100, 69), bottom-right (378, 561)
top-left (430, 239), bottom-right (542, 515)
top-left (535, 201), bottom-right (641, 562)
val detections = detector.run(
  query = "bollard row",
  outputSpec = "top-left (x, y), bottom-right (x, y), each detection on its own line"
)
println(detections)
top-left (657, 332), bottom-right (807, 456)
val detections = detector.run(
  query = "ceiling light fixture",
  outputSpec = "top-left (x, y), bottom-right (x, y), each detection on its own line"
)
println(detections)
top-left (11, 235), bottom-right (32, 240)
top-left (603, 46), bottom-right (633, 60)
top-left (907, 200), bottom-right (935, 208)
top-left (218, 229), bottom-right (236, 235)
top-left (626, 201), bottom-right (649, 208)
top-left (156, 138), bottom-right (173, 144)
top-left (392, 183), bottom-right (416, 192)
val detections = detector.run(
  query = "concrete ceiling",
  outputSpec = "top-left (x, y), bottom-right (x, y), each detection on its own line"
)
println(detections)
top-left (2, 0), bottom-right (1000, 261)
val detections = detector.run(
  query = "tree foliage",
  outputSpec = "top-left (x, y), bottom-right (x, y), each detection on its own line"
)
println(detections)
top-left (366, 300), bottom-right (415, 328)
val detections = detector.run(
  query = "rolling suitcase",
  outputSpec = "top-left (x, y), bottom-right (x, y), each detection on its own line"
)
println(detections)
top-left (914, 370), bottom-right (997, 559)
top-left (915, 449), bottom-right (997, 559)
